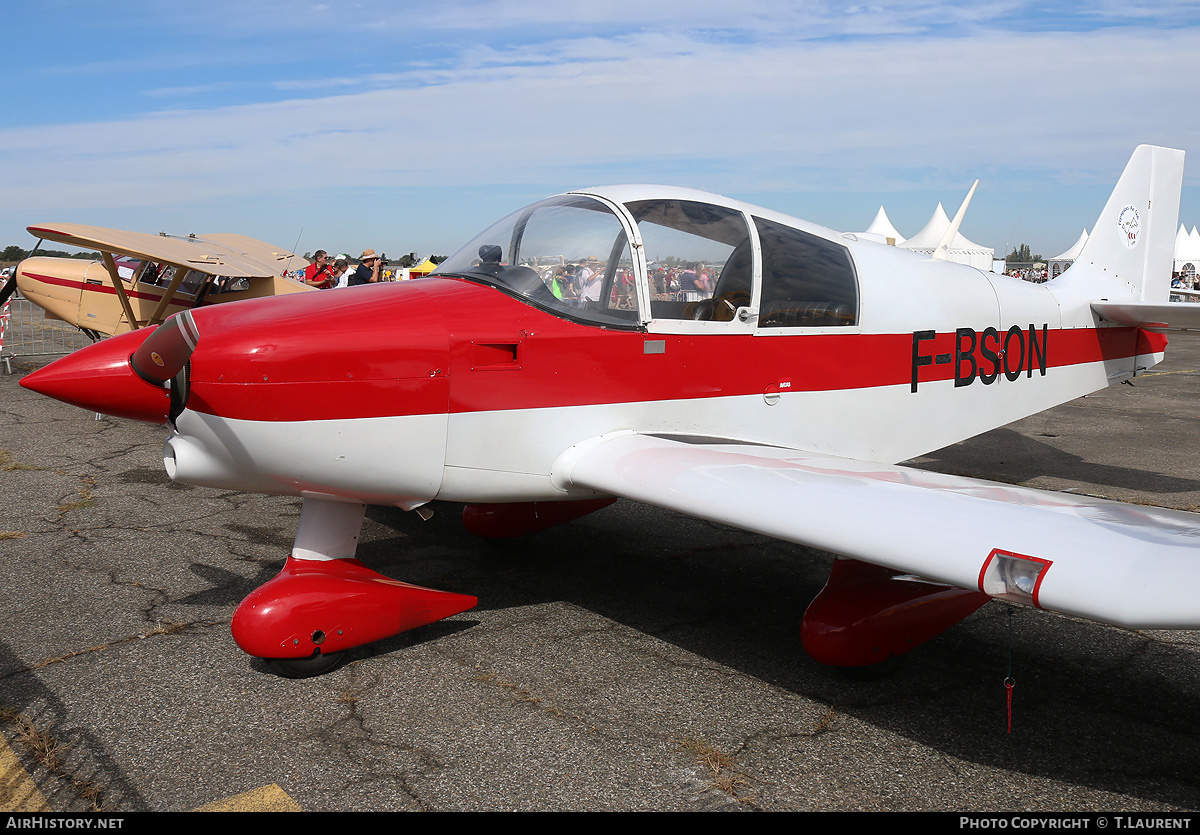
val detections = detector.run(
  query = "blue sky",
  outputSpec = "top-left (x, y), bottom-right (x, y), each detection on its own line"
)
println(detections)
top-left (2, 1), bottom-right (1199, 260)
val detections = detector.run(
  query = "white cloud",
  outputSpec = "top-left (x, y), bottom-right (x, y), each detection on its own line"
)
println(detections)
top-left (84, 1), bottom-right (1191, 46)
top-left (3, 8), bottom-right (1198, 254)
top-left (143, 81), bottom-right (248, 98)
top-left (3, 25), bottom-right (1197, 214)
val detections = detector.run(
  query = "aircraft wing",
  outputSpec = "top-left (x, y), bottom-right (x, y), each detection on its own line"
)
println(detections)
top-left (26, 223), bottom-right (301, 278)
top-left (558, 433), bottom-right (1200, 629)
top-left (198, 233), bottom-right (308, 275)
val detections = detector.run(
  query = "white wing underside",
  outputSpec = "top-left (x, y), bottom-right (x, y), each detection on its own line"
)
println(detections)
top-left (558, 433), bottom-right (1200, 629)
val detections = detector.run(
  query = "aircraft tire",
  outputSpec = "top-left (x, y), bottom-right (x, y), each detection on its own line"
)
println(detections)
top-left (267, 650), bottom-right (347, 679)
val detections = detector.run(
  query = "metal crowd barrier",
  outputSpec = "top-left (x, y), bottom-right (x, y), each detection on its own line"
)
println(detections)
top-left (0, 294), bottom-right (96, 374)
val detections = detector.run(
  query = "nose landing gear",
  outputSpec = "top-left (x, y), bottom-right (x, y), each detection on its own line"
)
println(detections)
top-left (234, 498), bottom-right (477, 678)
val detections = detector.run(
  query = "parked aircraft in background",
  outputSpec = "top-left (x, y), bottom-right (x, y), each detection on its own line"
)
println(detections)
top-left (20, 145), bottom-right (1200, 679)
top-left (0, 225), bottom-right (311, 338)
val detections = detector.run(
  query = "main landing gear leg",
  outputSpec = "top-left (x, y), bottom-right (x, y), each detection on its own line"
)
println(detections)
top-left (231, 498), bottom-right (478, 678)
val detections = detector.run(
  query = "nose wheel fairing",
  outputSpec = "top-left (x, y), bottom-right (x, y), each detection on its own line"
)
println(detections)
top-left (231, 498), bottom-right (477, 665)
top-left (231, 555), bottom-right (478, 660)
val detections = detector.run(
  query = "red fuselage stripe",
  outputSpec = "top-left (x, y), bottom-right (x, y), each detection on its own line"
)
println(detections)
top-left (186, 326), bottom-right (1161, 423)
top-left (22, 272), bottom-right (196, 307)
top-left (177, 279), bottom-right (1165, 423)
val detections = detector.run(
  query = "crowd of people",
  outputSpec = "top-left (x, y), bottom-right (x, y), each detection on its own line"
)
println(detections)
top-left (1007, 267), bottom-right (1050, 283)
top-left (648, 263), bottom-right (714, 300)
top-left (1172, 272), bottom-right (1200, 291)
top-left (293, 249), bottom-right (408, 289)
top-left (529, 259), bottom-right (717, 308)
top-left (296, 249), bottom-right (1200, 303)
top-left (1007, 265), bottom-right (1200, 293)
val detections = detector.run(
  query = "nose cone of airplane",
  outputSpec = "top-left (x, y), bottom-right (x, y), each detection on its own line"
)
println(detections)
top-left (20, 328), bottom-right (170, 424)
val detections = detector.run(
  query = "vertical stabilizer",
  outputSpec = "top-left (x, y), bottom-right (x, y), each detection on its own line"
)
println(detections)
top-left (1066, 145), bottom-right (1183, 303)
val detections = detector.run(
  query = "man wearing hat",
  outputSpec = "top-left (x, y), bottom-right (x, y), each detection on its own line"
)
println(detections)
top-left (349, 249), bottom-right (383, 286)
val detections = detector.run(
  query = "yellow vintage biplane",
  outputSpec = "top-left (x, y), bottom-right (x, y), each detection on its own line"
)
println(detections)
top-left (0, 224), bottom-right (313, 338)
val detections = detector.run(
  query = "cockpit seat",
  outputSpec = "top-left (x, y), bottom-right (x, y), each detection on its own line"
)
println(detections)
top-left (759, 301), bottom-right (853, 327)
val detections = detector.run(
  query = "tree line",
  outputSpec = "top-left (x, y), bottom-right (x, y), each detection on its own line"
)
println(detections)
top-left (1005, 244), bottom-right (1043, 263)
top-left (3, 245), bottom-right (101, 261)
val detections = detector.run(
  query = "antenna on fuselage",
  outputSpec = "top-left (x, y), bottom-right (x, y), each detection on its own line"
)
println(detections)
top-left (932, 179), bottom-right (979, 262)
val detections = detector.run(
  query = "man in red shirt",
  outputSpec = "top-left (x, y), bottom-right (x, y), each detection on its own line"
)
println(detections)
top-left (303, 250), bottom-right (335, 288)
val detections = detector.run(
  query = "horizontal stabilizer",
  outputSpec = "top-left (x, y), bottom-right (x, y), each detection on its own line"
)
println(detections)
top-left (1092, 301), bottom-right (1200, 330)
top-left (557, 433), bottom-right (1200, 629)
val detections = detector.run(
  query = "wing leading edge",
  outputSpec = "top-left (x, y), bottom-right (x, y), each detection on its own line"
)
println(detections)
top-left (556, 433), bottom-right (1200, 629)
top-left (25, 223), bottom-right (303, 278)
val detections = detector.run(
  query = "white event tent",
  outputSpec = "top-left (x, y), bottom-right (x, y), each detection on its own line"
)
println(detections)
top-left (1175, 224), bottom-right (1200, 278)
top-left (899, 203), bottom-right (995, 270)
top-left (863, 207), bottom-right (907, 246)
top-left (1048, 228), bottom-right (1088, 278)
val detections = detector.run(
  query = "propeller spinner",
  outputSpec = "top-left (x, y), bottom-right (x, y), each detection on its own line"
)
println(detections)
top-left (20, 311), bottom-right (199, 424)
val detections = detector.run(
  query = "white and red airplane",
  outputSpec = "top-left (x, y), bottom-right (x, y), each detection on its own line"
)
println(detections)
top-left (20, 144), bottom-right (1200, 678)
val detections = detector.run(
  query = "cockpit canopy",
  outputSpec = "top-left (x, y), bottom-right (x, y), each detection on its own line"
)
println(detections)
top-left (434, 195), bottom-right (637, 327)
top-left (434, 189), bottom-right (859, 330)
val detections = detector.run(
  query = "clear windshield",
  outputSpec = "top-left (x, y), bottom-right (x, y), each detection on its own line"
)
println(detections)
top-left (433, 195), bottom-right (639, 328)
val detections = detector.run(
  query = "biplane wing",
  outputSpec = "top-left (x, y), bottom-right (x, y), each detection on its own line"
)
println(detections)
top-left (7, 223), bottom-right (310, 336)
top-left (25, 223), bottom-right (296, 278)
top-left (188, 232), bottom-right (309, 277)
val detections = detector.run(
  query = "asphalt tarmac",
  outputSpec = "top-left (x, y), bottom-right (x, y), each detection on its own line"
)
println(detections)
top-left (4, 334), bottom-right (1200, 812)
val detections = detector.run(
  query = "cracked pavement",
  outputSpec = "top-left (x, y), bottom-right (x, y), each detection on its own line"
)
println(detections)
top-left (3, 337), bottom-right (1200, 811)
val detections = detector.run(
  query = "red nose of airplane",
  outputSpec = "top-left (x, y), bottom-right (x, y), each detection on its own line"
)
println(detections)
top-left (22, 282), bottom-right (453, 426)
top-left (20, 327), bottom-right (171, 424)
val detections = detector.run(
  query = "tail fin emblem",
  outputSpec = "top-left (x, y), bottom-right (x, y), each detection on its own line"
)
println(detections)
top-left (1119, 204), bottom-right (1141, 248)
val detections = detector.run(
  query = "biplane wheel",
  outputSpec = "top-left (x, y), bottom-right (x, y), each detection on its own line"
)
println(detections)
top-left (267, 650), bottom-right (347, 679)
